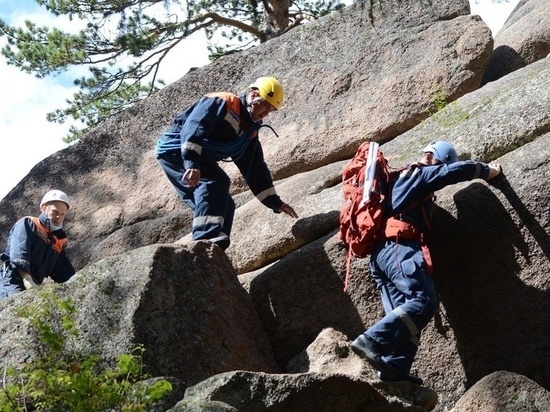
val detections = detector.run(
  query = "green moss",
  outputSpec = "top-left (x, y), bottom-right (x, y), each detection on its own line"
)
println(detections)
top-left (426, 88), bottom-right (470, 128)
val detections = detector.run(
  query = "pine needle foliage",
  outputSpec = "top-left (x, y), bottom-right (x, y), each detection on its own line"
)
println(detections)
top-left (0, 290), bottom-right (172, 411)
top-left (0, 0), bottom-right (346, 142)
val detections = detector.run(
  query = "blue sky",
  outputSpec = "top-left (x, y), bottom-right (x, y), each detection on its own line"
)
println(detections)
top-left (0, 0), bottom-right (520, 201)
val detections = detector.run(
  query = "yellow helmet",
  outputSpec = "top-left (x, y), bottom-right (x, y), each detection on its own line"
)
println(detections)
top-left (249, 76), bottom-right (284, 110)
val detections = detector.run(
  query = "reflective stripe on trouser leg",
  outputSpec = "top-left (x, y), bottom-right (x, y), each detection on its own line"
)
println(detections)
top-left (385, 306), bottom-right (421, 371)
top-left (366, 239), bottom-right (438, 371)
top-left (192, 215), bottom-right (227, 243)
top-left (392, 306), bottom-right (419, 338)
top-left (191, 164), bottom-right (234, 248)
top-left (370, 260), bottom-right (421, 371)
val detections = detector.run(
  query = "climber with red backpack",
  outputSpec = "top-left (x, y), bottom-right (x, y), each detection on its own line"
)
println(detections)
top-left (344, 141), bottom-right (502, 385)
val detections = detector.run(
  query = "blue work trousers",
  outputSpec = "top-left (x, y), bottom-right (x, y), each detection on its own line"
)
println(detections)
top-left (157, 153), bottom-right (235, 249)
top-left (365, 239), bottom-right (438, 372)
top-left (0, 262), bottom-right (24, 300)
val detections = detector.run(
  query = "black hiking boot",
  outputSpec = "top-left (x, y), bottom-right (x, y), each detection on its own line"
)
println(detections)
top-left (377, 370), bottom-right (424, 385)
top-left (350, 334), bottom-right (394, 376)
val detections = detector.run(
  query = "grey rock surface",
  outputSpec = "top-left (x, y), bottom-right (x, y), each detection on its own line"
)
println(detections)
top-left (0, 242), bottom-right (279, 387)
top-left (482, 0), bottom-right (550, 83)
top-left (450, 371), bottom-right (550, 412)
top-left (0, 0), bottom-right (492, 272)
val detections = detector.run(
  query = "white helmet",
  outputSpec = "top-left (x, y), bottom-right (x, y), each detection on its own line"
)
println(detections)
top-left (40, 190), bottom-right (70, 210)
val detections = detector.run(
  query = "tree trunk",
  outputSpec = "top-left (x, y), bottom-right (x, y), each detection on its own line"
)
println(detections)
top-left (260, 0), bottom-right (292, 41)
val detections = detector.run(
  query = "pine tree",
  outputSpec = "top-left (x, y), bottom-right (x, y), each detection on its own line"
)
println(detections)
top-left (0, 0), bottom-right (346, 142)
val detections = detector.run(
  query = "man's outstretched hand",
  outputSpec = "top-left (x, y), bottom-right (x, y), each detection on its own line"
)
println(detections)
top-left (279, 203), bottom-right (298, 218)
top-left (487, 162), bottom-right (502, 180)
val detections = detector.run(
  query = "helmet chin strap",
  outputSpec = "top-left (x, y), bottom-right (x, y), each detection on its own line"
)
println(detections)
top-left (247, 94), bottom-right (264, 106)
top-left (246, 94), bottom-right (265, 120)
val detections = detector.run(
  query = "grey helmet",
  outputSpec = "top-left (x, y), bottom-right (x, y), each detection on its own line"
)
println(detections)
top-left (422, 141), bottom-right (458, 165)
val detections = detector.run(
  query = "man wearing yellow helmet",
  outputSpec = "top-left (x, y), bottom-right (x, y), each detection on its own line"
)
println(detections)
top-left (247, 76), bottom-right (285, 113)
top-left (1, 190), bottom-right (75, 300)
top-left (156, 76), bottom-right (297, 250)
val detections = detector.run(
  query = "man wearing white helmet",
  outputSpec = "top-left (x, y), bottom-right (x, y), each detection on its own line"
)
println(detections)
top-left (0, 190), bottom-right (75, 300)
top-left (156, 76), bottom-right (298, 250)
top-left (350, 141), bottom-right (502, 385)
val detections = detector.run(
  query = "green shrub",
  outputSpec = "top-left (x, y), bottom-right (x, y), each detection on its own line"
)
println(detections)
top-left (0, 290), bottom-right (172, 411)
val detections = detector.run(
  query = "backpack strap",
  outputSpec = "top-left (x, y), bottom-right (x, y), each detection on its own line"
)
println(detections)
top-left (343, 246), bottom-right (353, 293)
top-left (383, 196), bottom-right (434, 276)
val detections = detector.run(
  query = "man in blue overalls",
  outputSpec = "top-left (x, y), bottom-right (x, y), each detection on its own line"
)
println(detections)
top-left (351, 141), bottom-right (502, 384)
top-left (156, 76), bottom-right (298, 250)
top-left (1, 190), bottom-right (75, 300)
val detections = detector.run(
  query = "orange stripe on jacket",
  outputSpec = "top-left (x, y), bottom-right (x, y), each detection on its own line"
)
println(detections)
top-left (27, 216), bottom-right (67, 253)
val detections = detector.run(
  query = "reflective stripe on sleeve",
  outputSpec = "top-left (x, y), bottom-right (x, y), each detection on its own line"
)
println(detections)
top-left (256, 187), bottom-right (277, 202)
top-left (182, 142), bottom-right (203, 156)
top-left (224, 112), bottom-right (240, 133)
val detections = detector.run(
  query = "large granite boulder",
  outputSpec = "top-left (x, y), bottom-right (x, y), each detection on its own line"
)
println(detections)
top-left (0, 242), bottom-right (279, 387)
top-left (482, 0), bottom-right (550, 83)
top-left (0, 0), bottom-right (491, 272)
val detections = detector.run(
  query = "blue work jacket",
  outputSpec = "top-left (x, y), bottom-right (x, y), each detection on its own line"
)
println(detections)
top-left (3, 213), bottom-right (75, 284)
top-left (156, 92), bottom-right (284, 212)
top-left (389, 160), bottom-right (490, 232)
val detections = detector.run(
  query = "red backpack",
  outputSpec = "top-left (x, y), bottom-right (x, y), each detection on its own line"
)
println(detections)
top-left (338, 141), bottom-right (395, 291)
top-left (339, 141), bottom-right (391, 248)
top-left (338, 141), bottom-right (433, 291)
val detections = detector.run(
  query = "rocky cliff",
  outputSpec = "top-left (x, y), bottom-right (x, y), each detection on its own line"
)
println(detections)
top-left (1, 0), bottom-right (549, 411)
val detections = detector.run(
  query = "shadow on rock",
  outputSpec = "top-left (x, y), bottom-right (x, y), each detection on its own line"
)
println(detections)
top-left (431, 182), bottom-right (550, 391)
top-left (241, 231), bottom-right (368, 370)
top-left (482, 45), bottom-right (525, 85)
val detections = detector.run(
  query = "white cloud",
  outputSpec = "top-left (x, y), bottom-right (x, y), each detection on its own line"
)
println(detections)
top-left (0, 58), bottom-right (74, 198)
top-left (469, 0), bottom-right (521, 36)
top-left (152, 30), bottom-right (211, 85)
